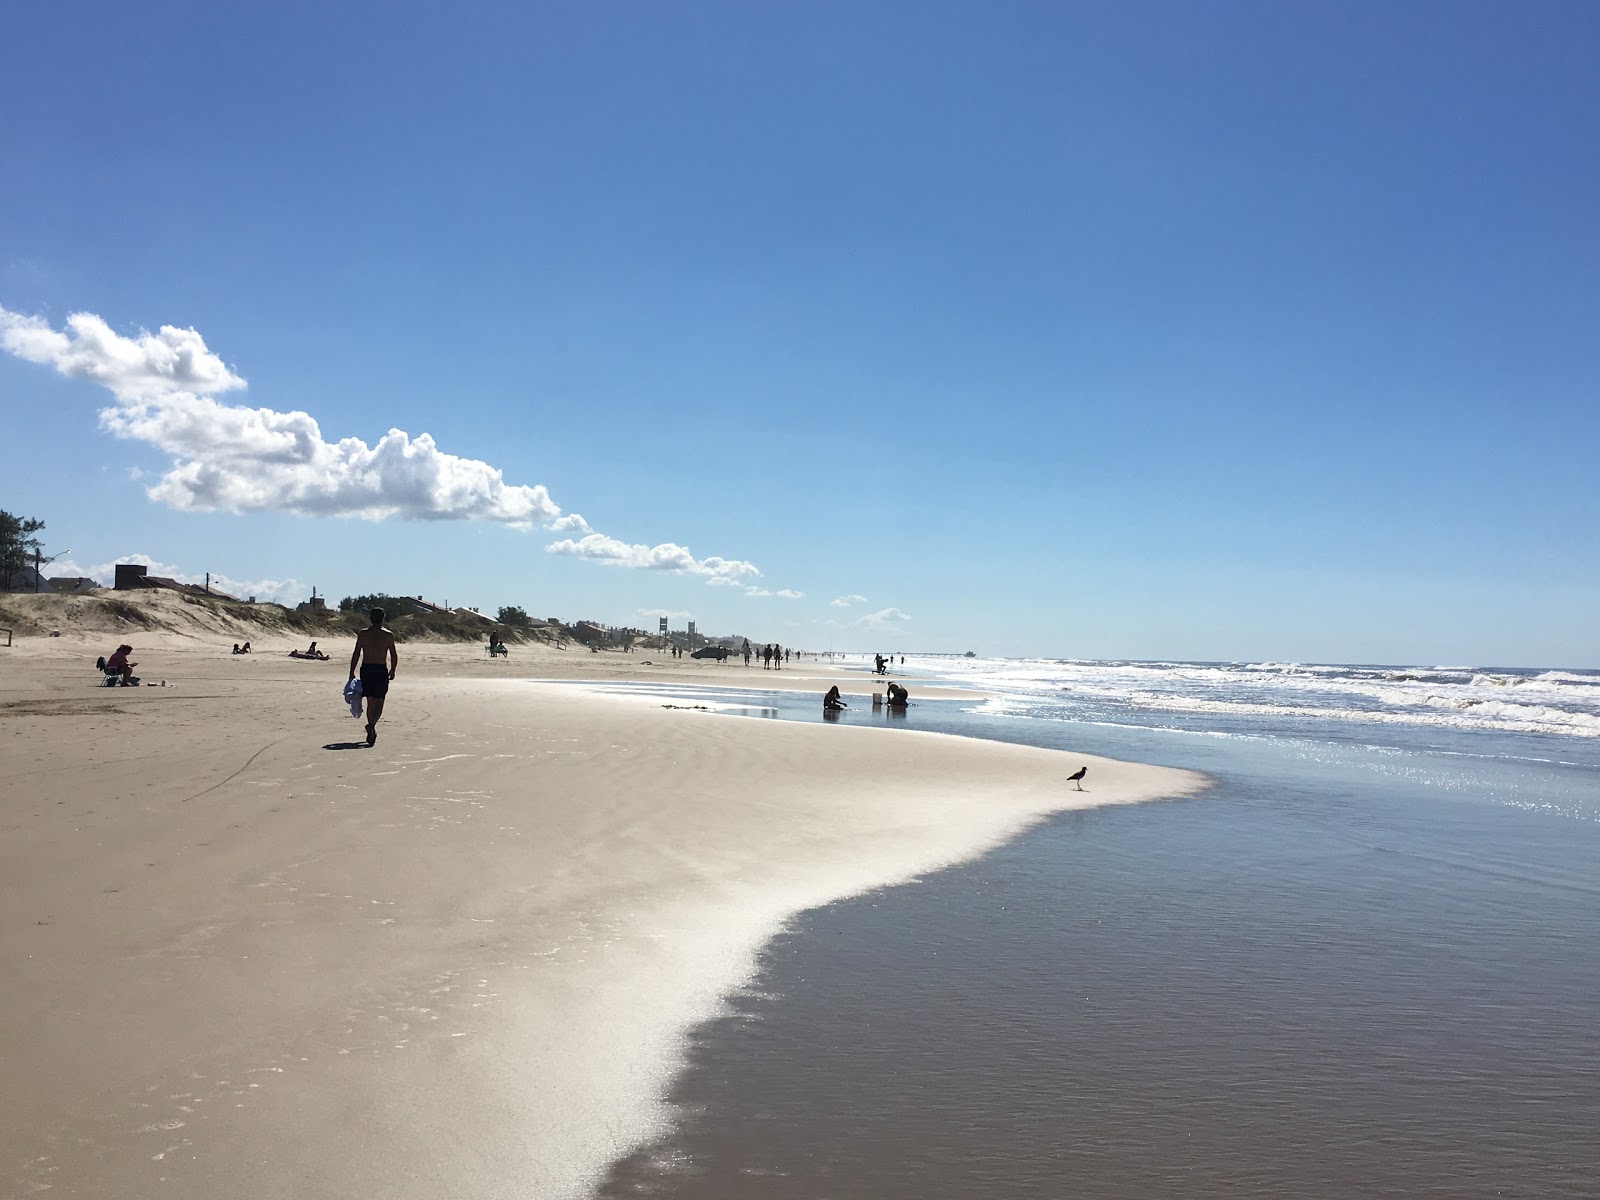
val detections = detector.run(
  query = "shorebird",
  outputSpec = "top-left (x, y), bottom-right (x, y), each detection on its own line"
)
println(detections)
top-left (1067, 766), bottom-right (1088, 791)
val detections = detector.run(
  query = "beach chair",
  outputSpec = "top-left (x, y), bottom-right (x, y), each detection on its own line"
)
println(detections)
top-left (94, 656), bottom-right (121, 686)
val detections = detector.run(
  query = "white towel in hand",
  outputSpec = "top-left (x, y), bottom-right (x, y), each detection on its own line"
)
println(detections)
top-left (343, 677), bottom-right (363, 718)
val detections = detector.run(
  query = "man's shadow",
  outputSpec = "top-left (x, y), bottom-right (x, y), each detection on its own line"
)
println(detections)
top-left (323, 741), bottom-right (370, 751)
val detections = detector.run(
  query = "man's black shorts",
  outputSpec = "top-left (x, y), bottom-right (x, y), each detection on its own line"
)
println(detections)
top-left (360, 664), bottom-right (391, 699)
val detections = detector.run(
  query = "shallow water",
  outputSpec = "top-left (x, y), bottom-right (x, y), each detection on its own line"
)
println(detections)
top-left (584, 664), bottom-right (1600, 1198)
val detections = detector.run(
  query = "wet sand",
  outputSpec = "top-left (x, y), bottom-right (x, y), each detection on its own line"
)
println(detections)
top-left (600, 717), bottom-right (1600, 1198)
top-left (0, 636), bottom-right (1199, 1198)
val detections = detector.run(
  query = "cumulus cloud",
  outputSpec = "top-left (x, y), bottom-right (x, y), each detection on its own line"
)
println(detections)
top-left (55, 553), bottom-right (306, 605)
top-left (1, 306), bottom-right (768, 578)
top-left (106, 393), bottom-right (562, 524)
top-left (831, 594), bottom-right (868, 608)
top-left (859, 606), bottom-right (912, 628)
top-left (747, 586), bottom-right (806, 598)
top-left (0, 308), bottom-right (246, 399)
top-left (547, 532), bottom-right (760, 583)
top-left (1, 306), bottom-right (564, 525)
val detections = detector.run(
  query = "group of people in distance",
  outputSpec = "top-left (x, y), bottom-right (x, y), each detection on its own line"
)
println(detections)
top-left (822, 682), bottom-right (909, 711)
top-left (487, 633), bottom-right (509, 657)
top-left (748, 642), bottom-right (787, 668)
top-left (98, 610), bottom-right (399, 746)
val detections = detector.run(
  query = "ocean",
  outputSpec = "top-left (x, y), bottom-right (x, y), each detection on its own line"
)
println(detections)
top-left (593, 658), bottom-right (1600, 1197)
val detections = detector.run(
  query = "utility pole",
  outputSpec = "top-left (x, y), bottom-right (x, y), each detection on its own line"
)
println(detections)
top-left (33, 545), bottom-right (71, 592)
top-left (205, 571), bottom-right (211, 595)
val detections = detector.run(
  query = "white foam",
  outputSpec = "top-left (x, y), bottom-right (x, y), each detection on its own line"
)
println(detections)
top-left (934, 655), bottom-right (1600, 742)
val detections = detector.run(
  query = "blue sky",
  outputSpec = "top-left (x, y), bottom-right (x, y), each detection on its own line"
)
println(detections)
top-left (3, 1), bottom-right (1597, 664)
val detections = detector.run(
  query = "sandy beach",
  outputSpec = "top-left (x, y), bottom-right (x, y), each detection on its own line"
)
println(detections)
top-left (0, 633), bottom-right (1203, 1199)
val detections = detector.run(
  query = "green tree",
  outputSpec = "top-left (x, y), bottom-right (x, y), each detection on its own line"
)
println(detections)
top-left (340, 593), bottom-right (415, 616)
top-left (0, 510), bottom-right (47, 592)
top-left (497, 605), bottom-right (531, 627)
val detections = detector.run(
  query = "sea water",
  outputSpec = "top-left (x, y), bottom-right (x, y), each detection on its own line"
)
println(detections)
top-left (593, 658), bottom-right (1600, 1198)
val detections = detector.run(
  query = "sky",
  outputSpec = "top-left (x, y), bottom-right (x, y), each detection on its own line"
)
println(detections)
top-left (2, 1), bottom-right (1597, 664)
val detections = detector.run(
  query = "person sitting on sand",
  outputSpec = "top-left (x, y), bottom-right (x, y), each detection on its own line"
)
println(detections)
top-left (824, 685), bottom-right (847, 711)
top-left (232, 643), bottom-right (242, 654)
top-left (886, 682), bottom-right (909, 708)
top-left (242, 641), bottom-right (251, 654)
top-left (104, 644), bottom-right (137, 685)
top-left (306, 641), bottom-right (329, 660)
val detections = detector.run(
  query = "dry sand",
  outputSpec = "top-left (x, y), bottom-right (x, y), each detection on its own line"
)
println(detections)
top-left (1, 631), bottom-right (1203, 1199)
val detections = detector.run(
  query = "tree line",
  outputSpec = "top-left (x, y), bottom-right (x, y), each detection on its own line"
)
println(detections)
top-left (0, 509), bottom-right (48, 592)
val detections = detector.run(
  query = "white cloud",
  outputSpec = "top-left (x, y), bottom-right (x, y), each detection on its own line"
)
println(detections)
top-left (547, 533), bottom-right (760, 583)
top-left (1, 306), bottom-right (762, 575)
top-left (100, 393), bottom-right (560, 525)
top-left (859, 606), bottom-right (912, 628)
top-left (831, 594), bottom-right (868, 608)
top-left (55, 553), bottom-right (306, 605)
top-left (0, 309), bottom-right (246, 399)
top-left (775, 588), bottom-right (805, 599)
top-left (2, 306), bottom-right (562, 525)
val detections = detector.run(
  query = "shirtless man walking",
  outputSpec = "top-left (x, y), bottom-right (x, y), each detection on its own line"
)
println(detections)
top-left (349, 608), bottom-right (399, 746)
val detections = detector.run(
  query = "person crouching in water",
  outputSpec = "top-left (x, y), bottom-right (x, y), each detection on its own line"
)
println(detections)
top-left (824, 685), bottom-right (847, 711)
top-left (349, 608), bottom-right (399, 746)
top-left (886, 682), bottom-right (909, 709)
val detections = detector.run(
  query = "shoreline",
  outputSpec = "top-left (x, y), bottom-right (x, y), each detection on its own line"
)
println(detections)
top-left (0, 638), bottom-right (1204, 1198)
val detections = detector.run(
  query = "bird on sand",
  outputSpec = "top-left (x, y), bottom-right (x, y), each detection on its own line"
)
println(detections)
top-left (1067, 766), bottom-right (1088, 791)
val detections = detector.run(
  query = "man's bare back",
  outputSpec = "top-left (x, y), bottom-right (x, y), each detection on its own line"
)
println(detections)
top-left (349, 610), bottom-right (399, 746)
top-left (352, 625), bottom-right (398, 671)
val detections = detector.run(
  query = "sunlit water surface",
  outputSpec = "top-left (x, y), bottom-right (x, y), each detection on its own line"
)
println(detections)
top-left (584, 658), bottom-right (1600, 1198)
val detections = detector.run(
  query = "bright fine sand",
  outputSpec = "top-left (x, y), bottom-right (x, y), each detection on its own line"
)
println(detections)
top-left (1, 635), bottom-right (1203, 1199)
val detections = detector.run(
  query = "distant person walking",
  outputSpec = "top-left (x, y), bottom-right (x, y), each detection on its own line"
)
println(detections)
top-left (762, 644), bottom-right (772, 669)
top-left (773, 644), bottom-right (783, 669)
top-left (349, 607), bottom-right (399, 747)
